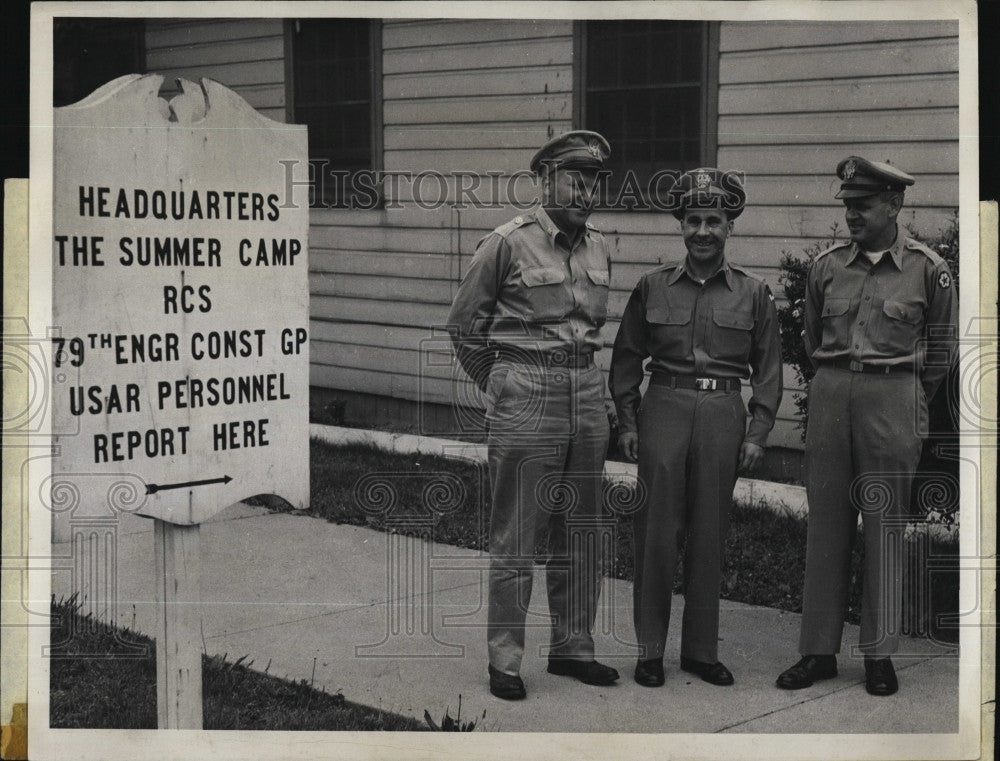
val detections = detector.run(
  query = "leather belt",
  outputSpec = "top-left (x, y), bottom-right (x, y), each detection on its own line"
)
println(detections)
top-left (826, 359), bottom-right (913, 375)
top-left (650, 372), bottom-right (742, 392)
top-left (496, 347), bottom-right (594, 369)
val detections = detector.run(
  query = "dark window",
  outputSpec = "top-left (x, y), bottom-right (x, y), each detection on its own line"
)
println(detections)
top-left (53, 19), bottom-right (145, 107)
top-left (575, 21), bottom-right (718, 205)
top-left (287, 19), bottom-right (382, 208)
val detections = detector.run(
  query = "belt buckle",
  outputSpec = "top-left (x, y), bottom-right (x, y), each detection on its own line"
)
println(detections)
top-left (849, 360), bottom-right (864, 373)
top-left (695, 377), bottom-right (717, 391)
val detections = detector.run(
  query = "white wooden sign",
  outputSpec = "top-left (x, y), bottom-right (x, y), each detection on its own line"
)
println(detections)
top-left (52, 74), bottom-right (310, 528)
top-left (51, 74), bottom-right (310, 729)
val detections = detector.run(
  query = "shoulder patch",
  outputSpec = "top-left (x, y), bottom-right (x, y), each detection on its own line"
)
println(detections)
top-left (492, 213), bottom-right (535, 239)
top-left (903, 237), bottom-right (947, 267)
top-left (814, 240), bottom-right (852, 261)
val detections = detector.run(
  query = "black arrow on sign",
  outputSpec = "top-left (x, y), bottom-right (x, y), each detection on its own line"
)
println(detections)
top-left (146, 475), bottom-right (232, 495)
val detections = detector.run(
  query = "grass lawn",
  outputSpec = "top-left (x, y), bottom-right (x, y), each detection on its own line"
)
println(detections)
top-left (306, 439), bottom-right (959, 637)
top-left (49, 597), bottom-right (428, 731)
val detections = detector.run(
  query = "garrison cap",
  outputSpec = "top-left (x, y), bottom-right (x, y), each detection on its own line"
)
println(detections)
top-left (669, 167), bottom-right (746, 220)
top-left (530, 130), bottom-right (611, 174)
top-left (835, 156), bottom-right (915, 199)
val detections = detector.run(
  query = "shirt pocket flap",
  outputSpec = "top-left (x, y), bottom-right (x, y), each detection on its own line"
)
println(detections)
top-left (522, 266), bottom-right (566, 287)
top-left (882, 300), bottom-right (922, 324)
top-left (586, 268), bottom-right (610, 287)
top-left (822, 298), bottom-right (851, 317)
top-left (646, 306), bottom-right (691, 325)
top-left (712, 308), bottom-right (754, 330)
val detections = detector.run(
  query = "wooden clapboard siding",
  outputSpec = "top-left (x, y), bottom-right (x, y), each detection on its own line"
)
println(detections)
top-left (716, 21), bottom-right (959, 216)
top-left (387, 93), bottom-right (572, 125)
top-left (312, 249), bottom-right (456, 279)
top-left (311, 18), bottom-right (576, 425)
top-left (313, 295), bottom-right (452, 327)
top-left (147, 35), bottom-right (284, 69)
top-left (717, 142), bottom-right (959, 175)
top-left (383, 19), bottom-right (571, 48)
top-left (143, 19), bottom-right (960, 453)
top-left (720, 20), bottom-right (956, 51)
top-left (720, 74), bottom-right (958, 115)
top-left (383, 36), bottom-right (573, 75)
top-left (385, 66), bottom-right (572, 100)
top-left (384, 147), bottom-right (570, 175)
top-left (385, 124), bottom-right (562, 151)
top-left (350, 203), bottom-right (958, 239)
top-left (711, 20), bottom-right (959, 448)
top-left (311, 272), bottom-right (453, 303)
top-left (145, 19), bottom-right (286, 115)
top-left (717, 108), bottom-right (957, 146)
top-left (719, 35), bottom-right (958, 84)
top-left (145, 18), bottom-right (288, 48)
top-left (736, 174), bottom-right (957, 208)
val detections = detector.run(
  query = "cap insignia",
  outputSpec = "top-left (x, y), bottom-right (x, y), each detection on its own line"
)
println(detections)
top-left (696, 172), bottom-right (711, 189)
top-left (588, 140), bottom-right (604, 159)
top-left (842, 159), bottom-right (857, 180)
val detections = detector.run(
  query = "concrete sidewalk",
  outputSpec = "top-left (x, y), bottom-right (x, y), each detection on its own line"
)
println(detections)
top-left (51, 505), bottom-right (960, 734)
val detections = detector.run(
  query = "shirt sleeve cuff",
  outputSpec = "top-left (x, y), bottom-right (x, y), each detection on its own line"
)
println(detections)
top-left (617, 413), bottom-right (638, 435)
top-left (745, 419), bottom-right (771, 448)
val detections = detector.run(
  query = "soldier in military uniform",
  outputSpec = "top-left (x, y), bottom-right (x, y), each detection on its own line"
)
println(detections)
top-left (447, 131), bottom-right (620, 700)
top-left (609, 169), bottom-right (783, 688)
top-left (776, 156), bottom-right (957, 696)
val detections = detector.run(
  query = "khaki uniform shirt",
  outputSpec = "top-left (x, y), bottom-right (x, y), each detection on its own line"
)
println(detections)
top-left (447, 206), bottom-right (611, 390)
top-left (804, 228), bottom-right (957, 399)
top-left (609, 259), bottom-right (783, 446)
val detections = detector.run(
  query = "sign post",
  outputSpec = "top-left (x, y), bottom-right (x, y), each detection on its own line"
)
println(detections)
top-left (52, 74), bottom-right (310, 728)
top-left (154, 521), bottom-right (202, 728)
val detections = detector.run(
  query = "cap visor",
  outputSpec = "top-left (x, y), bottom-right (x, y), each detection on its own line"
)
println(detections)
top-left (557, 158), bottom-right (603, 170)
top-left (835, 187), bottom-right (881, 199)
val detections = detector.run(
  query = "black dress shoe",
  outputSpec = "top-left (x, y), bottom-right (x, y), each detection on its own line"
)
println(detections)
top-left (547, 658), bottom-right (620, 686)
top-left (488, 665), bottom-right (526, 700)
top-left (679, 656), bottom-right (734, 686)
top-left (864, 657), bottom-right (898, 696)
top-left (776, 655), bottom-right (838, 689)
top-left (634, 658), bottom-right (665, 687)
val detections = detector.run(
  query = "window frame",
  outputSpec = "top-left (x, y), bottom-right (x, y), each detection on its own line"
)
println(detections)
top-left (284, 18), bottom-right (384, 209)
top-left (572, 20), bottom-right (720, 202)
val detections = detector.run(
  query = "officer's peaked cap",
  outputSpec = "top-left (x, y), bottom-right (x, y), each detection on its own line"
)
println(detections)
top-left (669, 167), bottom-right (746, 220)
top-left (835, 156), bottom-right (915, 199)
top-left (530, 130), bottom-right (611, 174)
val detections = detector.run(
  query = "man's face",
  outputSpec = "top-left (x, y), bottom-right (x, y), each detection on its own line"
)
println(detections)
top-left (843, 193), bottom-right (901, 249)
top-left (543, 166), bottom-right (599, 231)
top-left (681, 208), bottom-right (733, 264)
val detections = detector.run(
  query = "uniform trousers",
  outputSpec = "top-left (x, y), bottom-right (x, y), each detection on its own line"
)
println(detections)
top-left (799, 366), bottom-right (926, 657)
top-left (633, 384), bottom-right (746, 664)
top-left (485, 359), bottom-right (610, 675)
